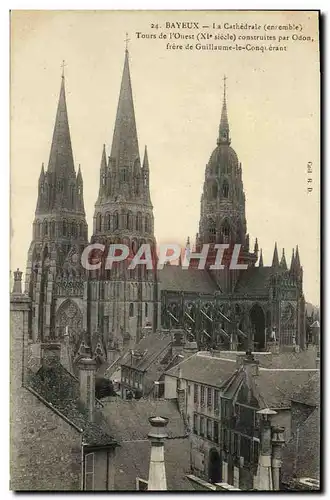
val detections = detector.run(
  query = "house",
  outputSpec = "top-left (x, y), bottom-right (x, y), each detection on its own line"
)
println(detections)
top-left (165, 351), bottom-right (237, 482)
top-left (164, 349), bottom-right (319, 490)
top-left (10, 270), bottom-right (118, 491)
top-left (120, 329), bottom-right (197, 399)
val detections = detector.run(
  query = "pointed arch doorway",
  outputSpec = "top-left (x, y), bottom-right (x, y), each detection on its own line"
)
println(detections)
top-left (250, 304), bottom-right (266, 350)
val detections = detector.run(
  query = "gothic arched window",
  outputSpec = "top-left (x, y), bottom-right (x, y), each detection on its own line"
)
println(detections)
top-left (221, 221), bottom-right (230, 243)
top-left (105, 213), bottom-right (111, 231)
top-left (43, 220), bottom-right (48, 237)
top-left (222, 180), bottom-right (229, 198)
top-left (120, 168), bottom-right (127, 183)
top-left (145, 215), bottom-right (150, 233)
top-left (145, 303), bottom-right (148, 318)
top-left (212, 182), bottom-right (218, 199)
top-left (129, 303), bottom-right (134, 317)
top-left (208, 219), bottom-right (216, 243)
top-left (50, 221), bottom-right (55, 238)
top-left (136, 212), bottom-right (142, 231)
top-left (96, 213), bottom-right (102, 232)
top-left (114, 211), bottom-right (119, 230)
top-left (127, 211), bottom-right (132, 230)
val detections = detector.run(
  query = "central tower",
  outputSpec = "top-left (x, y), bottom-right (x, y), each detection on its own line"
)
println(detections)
top-left (86, 47), bottom-right (157, 355)
top-left (196, 78), bottom-right (258, 292)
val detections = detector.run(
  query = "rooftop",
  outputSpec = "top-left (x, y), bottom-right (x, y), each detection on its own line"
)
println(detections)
top-left (159, 265), bottom-right (217, 294)
top-left (282, 407), bottom-right (320, 484)
top-left (101, 398), bottom-right (187, 441)
top-left (165, 352), bottom-right (237, 387)
top-left (27, 362), bottom-right (116, 448)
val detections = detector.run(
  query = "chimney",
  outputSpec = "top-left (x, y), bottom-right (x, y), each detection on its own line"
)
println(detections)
top-left (10, 268), bottom-right (31, 388)
top-left (12, 268), bottom-right (23, 294)
top-left (41, 342), bottom-right (61, 368)
top-left (271, 426), bottom-right (285, 491)
top-left (147, 416), bottom-right (169, 491)
top-left (78, 357), bottom-right (97, 422)
top-left (242, 350), bottom-right (259, 376)
top-left (255, 408), bottom-right (277, 491)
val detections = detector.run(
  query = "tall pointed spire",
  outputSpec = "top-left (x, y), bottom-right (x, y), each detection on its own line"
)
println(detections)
top-left (143, 145), bottom-right (149, 170)
top-left (110, 48), bottom-right (140, 168)
top-left (289, 248), bottom-right (295, 273)
top-left (272, 242), bottom-right (280, 268)
top-left (280, 248), bottom-right (287, 270)
top-left (101, 144), bottom-right (107, 170)
top-left (259, 249), bottom-right (264, 267)
top-left (295, 245), bottom-right (301, 269)
top-left (47, 72), bottom-right (75, 175)
top-left (218, 75), bottom-right (231, 145)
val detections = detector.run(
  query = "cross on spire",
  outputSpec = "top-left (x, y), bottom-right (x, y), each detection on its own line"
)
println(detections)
top-left (61, 60), bottom-right (67, 78)
top-left (223, 75), bottom-right (227, 97)
top-left (125, 32), bottom-right (130, 52)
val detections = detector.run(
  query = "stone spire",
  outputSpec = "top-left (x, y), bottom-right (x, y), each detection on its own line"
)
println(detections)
top-left (272, 242), bottom-right (280, 268)
top-left (76, 164), bottom-right (85, 214)
top-left (280, 248), bottom-right (287, 270)
top-left (101, 143), bottom-right (107, 170)
top-left (218, 75), bottom-right (231, 145)
top-left (254, 237), bottom-right (259, 255)
top-left (259, 249), bottom-right (264, 267)
top-left (295, 245), bottom-right (301, 269)
top-left (110, 48), bottom-right (140, 169)
top-left (289, 248), bottom-right (295, 273)
top-left (47, 73), bottom-right (75, 176)
top-left (143, 145), bottom-right (149, 170)
top-left (142, 145), bottom-right (152, 204)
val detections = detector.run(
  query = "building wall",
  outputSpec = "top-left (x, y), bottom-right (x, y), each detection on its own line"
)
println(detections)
top-left (164, 375), bottom-right (178, 399)
top-left (93, 449), bottom-right (116, 491)
top-left (11, 294), bottom-right (83, 491)
top-left (88, 278), bottom-right (157, 349)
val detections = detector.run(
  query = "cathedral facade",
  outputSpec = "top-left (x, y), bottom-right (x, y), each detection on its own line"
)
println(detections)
top-left (24, 48), bottom-right (306, 369)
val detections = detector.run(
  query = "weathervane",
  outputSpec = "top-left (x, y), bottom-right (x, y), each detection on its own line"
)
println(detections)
top-left (125, 32), bottom-right (130, 51)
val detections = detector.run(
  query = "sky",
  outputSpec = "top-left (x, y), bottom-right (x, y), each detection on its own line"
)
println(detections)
top-left (10, 10), bottom-right (320, 305)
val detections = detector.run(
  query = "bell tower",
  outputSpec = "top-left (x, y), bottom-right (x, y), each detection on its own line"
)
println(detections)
top-left (25, 67), bottom-right (88, 345)
top-left (196, 78), bottom-right (257, 291)
top-left (86, 46), bottom-right (158, 354)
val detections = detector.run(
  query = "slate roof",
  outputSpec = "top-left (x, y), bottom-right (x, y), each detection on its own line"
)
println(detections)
top-left (218, 348), bottom-right (319, 369)
top-left (291, 371), bottom-right (320, 407)
top-left (282, 407), bottom-right (320, 484)
top-left (101, 399), bottom-right (187, 441)
top-left (165, 353), bottom-right (237, 387)
top-left (254, 369), bottom-right (319, 408)
top-left (114, 439), bottom-right (194, 491)
top-left (159, 265), bottom-right (218, 294)
top-left (234, 266), bottom-right (273, 295)
top-left (121, 332), bottom-right (172, 371)
top-left (27, 363), bottom-right (116, 447)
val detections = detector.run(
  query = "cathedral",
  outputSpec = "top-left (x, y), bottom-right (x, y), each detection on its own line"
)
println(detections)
top-left (24, 47), bottom-right (306, 370)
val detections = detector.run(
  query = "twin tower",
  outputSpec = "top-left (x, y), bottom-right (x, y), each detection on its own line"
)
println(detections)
top-left (25, 48), bottom-right (157, 361)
